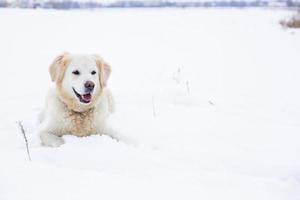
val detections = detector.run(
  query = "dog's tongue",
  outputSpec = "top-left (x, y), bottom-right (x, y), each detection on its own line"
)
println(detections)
top-left (82, 94), bottom-right (92, 101)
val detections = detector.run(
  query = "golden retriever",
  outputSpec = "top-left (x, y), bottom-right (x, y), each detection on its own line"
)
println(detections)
top-left (39, 52), bottom-right (114, 147)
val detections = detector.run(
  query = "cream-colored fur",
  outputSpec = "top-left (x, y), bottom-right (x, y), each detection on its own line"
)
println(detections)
top-left (39, 53), bottom-right (114, 147)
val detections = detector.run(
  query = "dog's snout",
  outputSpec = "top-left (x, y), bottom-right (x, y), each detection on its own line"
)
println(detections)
top-left (84, 81), bottom-right (95, 91)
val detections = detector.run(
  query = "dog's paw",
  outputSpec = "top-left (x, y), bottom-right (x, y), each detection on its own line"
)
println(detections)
top-left (40, 133), bottom-right (65, 147)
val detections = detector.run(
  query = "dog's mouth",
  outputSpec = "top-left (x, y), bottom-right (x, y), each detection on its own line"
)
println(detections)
top-left (72, 87), bottom-right (92, 104)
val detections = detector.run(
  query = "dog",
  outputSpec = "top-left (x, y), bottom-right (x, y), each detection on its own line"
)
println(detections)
top-left (39, 52), bottom-right (114, 147)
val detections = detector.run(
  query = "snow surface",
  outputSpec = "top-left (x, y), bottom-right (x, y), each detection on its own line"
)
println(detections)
top-left (0, 8), bottom-right (300, 200)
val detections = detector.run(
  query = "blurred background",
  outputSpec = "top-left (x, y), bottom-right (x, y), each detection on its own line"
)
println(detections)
top-left (0, 0), bottom-right (300, 9)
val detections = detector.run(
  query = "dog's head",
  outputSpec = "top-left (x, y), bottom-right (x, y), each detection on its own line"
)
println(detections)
top-left (49, 52), bottom-right (111, 112)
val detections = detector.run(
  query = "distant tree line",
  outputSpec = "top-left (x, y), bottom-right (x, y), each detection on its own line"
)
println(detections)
top-left (0, 0), bottom-right (299, 9)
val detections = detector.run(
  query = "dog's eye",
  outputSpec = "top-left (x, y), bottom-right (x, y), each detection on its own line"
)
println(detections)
top-left (72, 70), bottom-right (80, 75)
top-left (91, 71), bottom-right (96, 75)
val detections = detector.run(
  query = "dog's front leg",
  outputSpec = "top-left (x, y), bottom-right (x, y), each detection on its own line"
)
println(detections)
top-left (40, 131), bottom-right (65, 147)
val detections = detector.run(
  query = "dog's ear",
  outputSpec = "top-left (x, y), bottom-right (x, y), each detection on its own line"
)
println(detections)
top-left (49, 52), bottom-right (70, 82)
top-left (94, 55), bottom-right (112, 88)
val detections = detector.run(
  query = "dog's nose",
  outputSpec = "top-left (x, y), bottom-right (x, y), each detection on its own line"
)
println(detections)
top-left (84, 81), bottom-right (95, 92)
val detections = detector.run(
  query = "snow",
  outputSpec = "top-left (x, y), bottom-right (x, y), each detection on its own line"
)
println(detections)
top-left (1, 8), bottom-right (300, 200)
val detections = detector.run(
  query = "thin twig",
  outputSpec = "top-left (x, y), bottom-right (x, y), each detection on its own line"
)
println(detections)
top-left (186, 81), bottom-right (190, 95)
top-left (17, 121), bottom-right (31, 161)
top-left (152, 95), bottom-right (156, 117)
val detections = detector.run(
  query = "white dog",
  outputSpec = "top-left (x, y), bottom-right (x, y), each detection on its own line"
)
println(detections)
top-left (39, 52), bottom-right (114, 147)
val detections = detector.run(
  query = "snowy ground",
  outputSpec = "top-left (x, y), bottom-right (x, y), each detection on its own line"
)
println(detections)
top-left (0, 8), bottom-right (300, 200)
